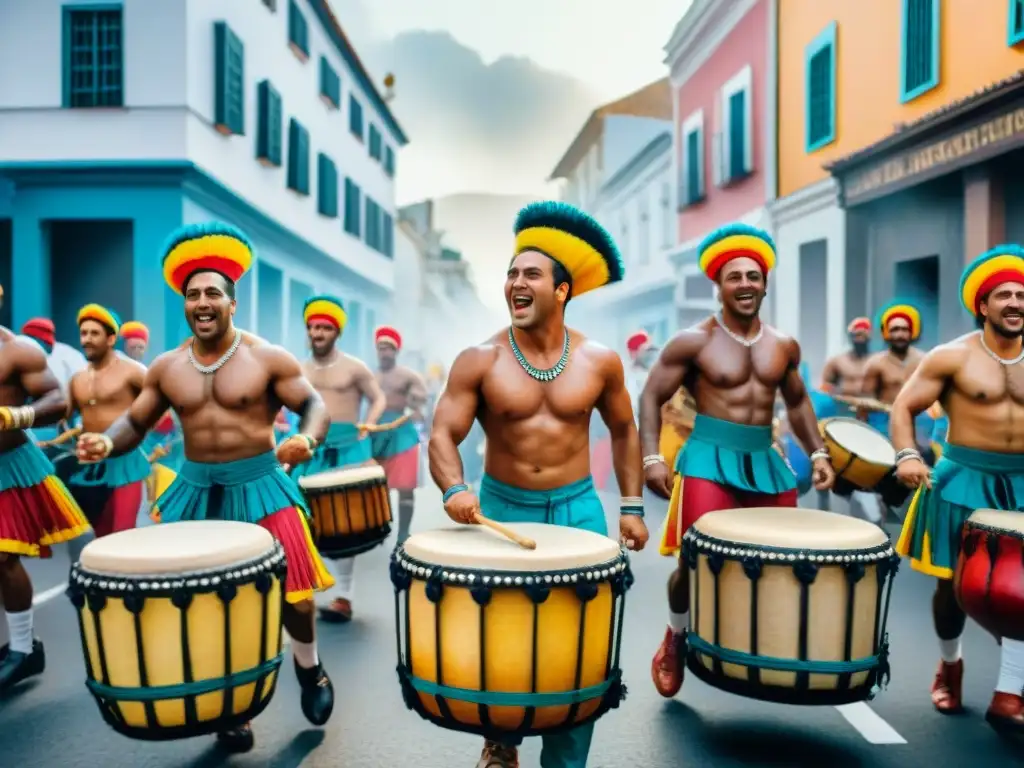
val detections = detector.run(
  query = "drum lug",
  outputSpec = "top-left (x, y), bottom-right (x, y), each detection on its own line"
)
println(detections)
top-left (86, 591), bottom-right (107, 613)
top-left (171, 590), bottom-right (194, 610)
top-left (575, 582), bottom-right (599, 603)
top-left (425, 575), bottom-right (444, 603)
top-left (470, 586), bottom-right (491, 606)
top-left (254, 573), bottom-right (274, 595)
top-left (740, 556), bottom-right (763, 581)
top-left (216, 583), bottom-right (238, 604)
top-left (962, 531), bottom-right (979, 558)
top-left (388, 559), bottom-right (412, 592)
top-left (123, 594), bottom-right (145, 615)
top-left (793, 560), bottom-right (819, 585)
top-left (683, 539), bottom-right (698, 570)
top-left (66, 583), bottom-right (85, 609)
top-left (706, 552), bottom-right (725, 576)
top-left (843, 562), bottom-right (866, 584)
top-left (525, 584), bottom-right (550, 604)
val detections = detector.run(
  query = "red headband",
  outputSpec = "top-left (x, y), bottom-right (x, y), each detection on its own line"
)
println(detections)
top-left (626, 331), bottom-right (650, 355)
top-left (847, 317), bottom-right (871, 333)
top-left (375, 326), bottom-right (402, 349)
top-left (21, 318), bottom-right (55, 345)
top-left (975, 269), bottom-right (1024, 313)
top-left (885, 311), bottom-right (913, 331)
top-left (703, 251), bottom-right (769, 282)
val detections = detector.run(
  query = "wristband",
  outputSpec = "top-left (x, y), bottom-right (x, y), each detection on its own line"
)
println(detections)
top-left (620, 495), bottom-right (644, 517)
top-left (96, 434), bottom-right (114, 460)
top-left (443, 483), bottom-right (469, 503)
top-left (809, 449), bottom-right (830, 463)
top-left (895, 449), bottom-right (922, 465)
top-left (642, 453), bottom-right (665, 468)
top-left (0, 405), bottom-right (35, 430)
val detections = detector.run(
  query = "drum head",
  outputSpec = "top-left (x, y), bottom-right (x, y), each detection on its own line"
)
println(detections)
top-left (824, 419), bottom-right (896, 466)
top-left (692, 507), bottom-right (889, 550)
top-left (298, 463), bottom-right (386, 490)
top-left (968, 509), bottom-right (1024, 533)
top-left (79, 520), bottom-right (275, 575)
top-left (402, 524), bottom-right (621, 571)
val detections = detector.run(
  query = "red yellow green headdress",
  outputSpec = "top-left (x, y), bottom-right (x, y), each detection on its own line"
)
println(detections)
top-left (375, 326), bottom-right (402, 349)
top-left (512, 201), bottom-right (624, 298)
top-left (161, 222), bottom-right (254, 295)
top-left (876, 300), bottom-right (921, 341)
top-left (698, 224), bottom-right (777, 281)
top-left (77, 304), bottom-right (121, 335)
top-left (303, 295), bottom-right (347, 330)
top-left (120, 321), bottom-right (149, 342)
top-left (959, 245), bottom-right (1024, 316)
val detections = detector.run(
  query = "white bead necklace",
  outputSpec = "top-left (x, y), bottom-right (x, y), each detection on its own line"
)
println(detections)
top-left (715, 312), bottom-right (763, 348)
top-left (188, 330), bottom-right (242, 375)
top-left (980, 331), bottom-right (1024, 366)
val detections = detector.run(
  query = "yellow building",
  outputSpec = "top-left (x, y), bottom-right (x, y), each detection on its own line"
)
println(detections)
top-left (770, 0), bottom-right (1024, 371)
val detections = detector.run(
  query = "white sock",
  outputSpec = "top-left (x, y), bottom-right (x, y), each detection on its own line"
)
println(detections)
top-left (6, 609), bottom-right (33, 654)
top-left (291, 639), bottom-right (319, 669)
top-left (996, 638), bottom-right (1024, 695)
top-left (939, 637), bottom-right (962, 663)
top-left (669, 611), bottom-right (689, 635)
top-left (333, 557), bottom-right (355, 601)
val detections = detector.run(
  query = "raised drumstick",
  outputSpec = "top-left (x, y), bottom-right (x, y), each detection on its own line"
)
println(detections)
top-left (358, 412), bottom-right (412, 433)
top-left (473, 512), bottom-right (537, 550)
top-left (37, 427), bottom-right (82, 449)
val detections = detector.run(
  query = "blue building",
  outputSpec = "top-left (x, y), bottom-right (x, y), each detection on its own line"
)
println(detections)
top-left (0, 0), bottom-right (406, 362)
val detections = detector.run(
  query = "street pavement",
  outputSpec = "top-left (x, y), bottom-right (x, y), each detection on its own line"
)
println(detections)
top-left (2, 489), bottom-right (1024, 767)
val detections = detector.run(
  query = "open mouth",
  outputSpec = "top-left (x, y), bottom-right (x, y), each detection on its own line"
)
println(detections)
top-left (194, 313), bottom-right (216, 330)
top-left (736, 294), bottom-right (755, 307)
top-left (511, 295), bottom-right (533, 315)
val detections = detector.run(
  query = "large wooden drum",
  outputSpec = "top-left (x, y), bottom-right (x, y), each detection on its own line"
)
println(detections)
top-left (955, 509), bottom-right (1024, 641)
top-left (683, 507), bottom-right (898, 705)
top-left (299, 464), bottom-right (392, 558)
top-left (66, 521), bottom-right (287, 740)
top-left (390, 524), bottom-right (633, 738)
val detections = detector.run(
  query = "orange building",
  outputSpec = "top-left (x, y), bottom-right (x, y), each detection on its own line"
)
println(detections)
top-left (771, 0), bottom-right (1024, 371)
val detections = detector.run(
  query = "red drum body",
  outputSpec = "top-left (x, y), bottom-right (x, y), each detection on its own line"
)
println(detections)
top-left (955, 510), bottom-right (1024, 641)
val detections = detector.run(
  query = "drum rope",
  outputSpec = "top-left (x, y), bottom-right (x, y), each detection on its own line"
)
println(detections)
top-left (397, 671), bottom-right (616, 707)
top-left (685, 634), bottom-right (884, 675)
top-left (84, 654), bottom-right (284, 701)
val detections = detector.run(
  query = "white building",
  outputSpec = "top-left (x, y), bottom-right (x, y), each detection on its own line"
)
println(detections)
top-left (0, 0), bottom-right (406, 362)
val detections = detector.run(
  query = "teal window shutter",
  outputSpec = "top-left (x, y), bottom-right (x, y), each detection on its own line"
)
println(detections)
top-left (727, 90), bottom-right (746, 180)
top-left (287, 118), bottom-right (310, 195)
top-left (1009, 0), bottom-right (1024, 45)
top-left (364, 198), bottom-right (376, 249)
top-left (382, 213), bottom-right (394, 257)
top-left (288, 0), bottom-right (309, 60)
top-left (685, 129), bottom-right (702, 205)
top-left (369, 125), bottom-right (382, 160)
top-left (62, 7), bottom-right (124, 108)
top-left (900, 0), bottom-right (940, 102)
top-left (805, 22), bottom-right (837, 153)
top-left (319, 56), bottom-right (340, 108)
top-left (214, 22), bottom-right (245, 136)
top-left (317, 153), bottom-right (338, 217)
top-left (344, 178), bottom-right (362, 236)
top-left (256, 80), bottom-right (283, 166)
top-left (349, 94), bottom-right (364, 139)
top-left (384, 146), bottom-right (395, 176)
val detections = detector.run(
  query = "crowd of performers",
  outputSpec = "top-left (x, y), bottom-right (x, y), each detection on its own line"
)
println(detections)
top-left (0, 202), bottom-right (1021, 768)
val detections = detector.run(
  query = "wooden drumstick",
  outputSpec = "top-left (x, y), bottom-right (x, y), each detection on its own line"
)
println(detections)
top-left (358, 413), bottom-right (412, 433)
top-left (37, 427), bottom-right (82, 449)
top-left (473, 512), bottom-right (537, 550)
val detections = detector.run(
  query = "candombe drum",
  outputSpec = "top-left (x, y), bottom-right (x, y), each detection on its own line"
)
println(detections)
top-left (955, 510), bottom-right (1024, 640)
top-left (820, 418), bottom-right (909, 507)
top-left (298, 464), bottom-right (392, 558)
top-left (390, 524), bottom-right (633, 737)
top-left (682, 507), bottom-right (898, 704)
top-left (66, 521), bottom-right (287, 740)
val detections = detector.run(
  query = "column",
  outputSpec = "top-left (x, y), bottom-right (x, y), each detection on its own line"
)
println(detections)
top-left (963, 165), bottom-right (1005, 263)
top-left (131, 192), bottom-right (184, 356)
top-left (10, 213), bottom-right (50, 327)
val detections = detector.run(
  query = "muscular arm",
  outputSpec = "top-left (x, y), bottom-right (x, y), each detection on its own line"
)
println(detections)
top-left (266, 346), bottom-right (329, 443)
top-left (779, 339), bottom-right (826, 455)
top-left (639, 330), bottom-right (704, 457)
top-left (427, 347), bottom-right (490, 491)
top-left (595, 350), bottom-right (642, 498)
top-left (14, 340), bottom-right (67, 427)
top-left (354, 361), bottom-right (387, 426)
top-left (105, 355), bottom-right (173, 456)
top-left (819, 357), bottom-right (839, 392)
top-left (860, 356), bottom-right (882, 399)
top-left (890, 346), bottom-right (959, 451)
top-left (406, 369), bottom-right (428, 411)
top-left (65, 371), bottom-right (81, 422)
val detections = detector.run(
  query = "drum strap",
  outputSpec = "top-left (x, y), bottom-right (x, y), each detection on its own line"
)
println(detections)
top-left (686, 634), bottom-right (884, 675)
top-left (84, 654), bottom-right (284, 702)
top-left (397, 668), bottom-right (618, 708)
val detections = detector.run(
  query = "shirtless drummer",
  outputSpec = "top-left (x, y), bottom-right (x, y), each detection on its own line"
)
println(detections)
top-left (294, 294), bottom-right (387, 622)
top-left (66, 305), bottom-right (149, 559)
top-left (862, 300), bottom-right (925, 436)
top-left (372, 326), bottom-right (426, 544)
top-left (430, 201), bottom-right (648, 768)
top-left (892, 245), bottom-right (1024, 732)
top-left (639, 223), bottom-right (836, 699)
top-left (76, 223), bottom-right (335, 752)
top-left (820, 317), bottom-right (872, 407)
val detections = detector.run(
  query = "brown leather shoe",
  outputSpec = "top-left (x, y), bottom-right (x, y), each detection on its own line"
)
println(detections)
top-left (476, 741), bottom-right (518, 768)
top-left (986, 692), bottom-right (1024, 734)
top-left (318, 598), bottom-right (352, 623)
top-left (930, 659), bottom-right (964, 714)
top-left (651, 627), bottom-right (685, 698)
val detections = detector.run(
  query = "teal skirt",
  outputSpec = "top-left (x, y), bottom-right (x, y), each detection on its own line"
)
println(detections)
top-left (69, 448), bottom-right (151, 488)
top-left (478, 474), bottom-right (607, 536)
top-left (291, 422), bottom-right (372, 479)
top-left (896, 444), bottom-right (1024, 579)
top-left (675, 414), bottom-right (796, 495)
top-left (0, 441), bottom-right (56, 490)
top-left (371, 410), bottom-right (419, 459)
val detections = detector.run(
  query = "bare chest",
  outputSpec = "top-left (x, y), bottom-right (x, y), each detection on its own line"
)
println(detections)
top-left (695, 338), bottom-right (789, 389)
top-left (482, 359), bottom-right (601, 421)
top-left (956, 359), bottom-right (1024, 404)
top-left (835, 356), bottom-right (868, 383)
top-left (307, 367), bottom-right (357, 395)
top-left (878, 359), bottom-right (914, 392)
top-left (377, 370), bottom-right (408, 399)
top-left (72, 369), bottom-right (136, 407)
top-left (164, 357), bottom-right (271, 413)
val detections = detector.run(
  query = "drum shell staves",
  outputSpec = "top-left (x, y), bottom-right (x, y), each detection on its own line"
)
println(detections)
top-left (305, 474), bottom-right (392, 558)
top-left (955, 517), bottom-right (1024, 641)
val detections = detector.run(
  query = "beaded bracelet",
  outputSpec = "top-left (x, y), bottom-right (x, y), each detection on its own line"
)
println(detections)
top-left (443, 483), bottom-right (469, 503)
top-left (620, 495), bottom-right (644, 517)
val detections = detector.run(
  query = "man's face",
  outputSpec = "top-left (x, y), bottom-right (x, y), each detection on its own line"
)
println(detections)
top-left (184, 271), bottom-right (235, 342)
top-left (717, 257), bottom-right (766, 319)
top-left (849, 328), bottom-right (870, 352)
top-left (124, 338), bottom-right (147, 361)
top-left (885, 319), bottom-right (912, 353)
top-left (79, 319), bottom-right (115, 363)
top-left (307, 321), bottom-right (339, 356)
top-left (981, 281), bottom-right (1024, 338)
top-left (377, 341), bottom-right (398, 367)
top-left (505, 250), bottom-right (567, 330)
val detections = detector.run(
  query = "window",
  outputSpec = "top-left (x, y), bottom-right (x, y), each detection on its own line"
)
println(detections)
top-left (256, 80), bottom-right (283, 166)
top-left (679, 110), bottom-right (704, 207)
top-left (369, 125), bottom-right (382, 160)
top-left (213, 22), bottom-right (245, 136)
top-left (382, 212), bottom-right (394, 257)
top-left (317, 153), bottom-right (338, 217)
top-left (319, 56), bottom-right (340, 108)
top-left (900, 0), bottom-right (940, 102)
top-left (288, 0), bottom-right (309, 61)
top-left (349, 95), bottom-right (364, 140)
top-left (384, 146), bottom-right (395, 177)
top-left (805, 22), bottom-right (837, 153)
top-left (660, 182), bottom-right (673, 247)
top-left (286, 118), bottom-right (310, 195)
top-left (638, 197), bottom-right (650, 266)
top-left (344, 178), bottom-right (361, 236)
top-left (719, 66), bottom-right (753, 183)
top-left (365, 198), bottom-right (382, 250)
top-left (1009, 0), bottom-right (1024, 46)
top-left (62, 7), bottom-right (124, 108)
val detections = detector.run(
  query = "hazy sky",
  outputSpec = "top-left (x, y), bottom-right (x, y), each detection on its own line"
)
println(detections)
top-left (334, 0), bottom-right (691, 202)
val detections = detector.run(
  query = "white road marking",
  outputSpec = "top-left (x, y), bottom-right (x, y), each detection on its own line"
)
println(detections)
top-left (33, 582), bottom-right (68, 606)
top-left (835, 702), bottom-right (907, 744)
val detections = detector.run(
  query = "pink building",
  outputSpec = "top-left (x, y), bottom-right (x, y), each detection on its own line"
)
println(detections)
top-left (665, 0), bottom-right (776, 325)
